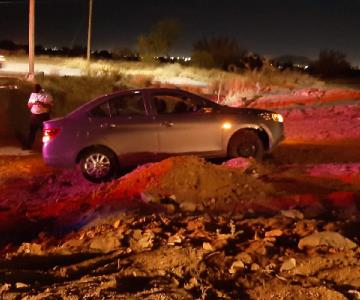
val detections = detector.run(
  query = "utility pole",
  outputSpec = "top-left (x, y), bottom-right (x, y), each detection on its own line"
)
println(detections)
top-left (28, 0), bottom-right (35, 81)
top-left (87, 0), bottom-right (93, 62)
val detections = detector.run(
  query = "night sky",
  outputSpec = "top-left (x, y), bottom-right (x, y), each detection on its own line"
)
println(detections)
top-left (0, 0), bottom-right (360, 65)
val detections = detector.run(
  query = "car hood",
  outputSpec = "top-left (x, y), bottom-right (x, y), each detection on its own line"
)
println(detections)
top-left (218, 105), bottom-right (276, 115)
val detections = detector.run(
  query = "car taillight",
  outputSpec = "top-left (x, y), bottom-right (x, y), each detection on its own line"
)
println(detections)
top-left (42, 128), bottom-right (61, 143)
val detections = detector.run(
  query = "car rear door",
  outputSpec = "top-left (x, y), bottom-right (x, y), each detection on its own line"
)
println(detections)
top-left (88, 91), bottom-right (158, 165)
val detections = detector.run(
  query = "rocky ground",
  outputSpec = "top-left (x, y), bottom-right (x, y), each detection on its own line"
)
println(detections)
top-left (1, 210), bottom-right (360, 300)
top-left (0, 90), bottom-right (360, 299)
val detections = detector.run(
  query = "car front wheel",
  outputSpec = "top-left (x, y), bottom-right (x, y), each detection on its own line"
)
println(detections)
top-left (80, 147), bottom-right (118, 183)
top-left (228, 130), bottom-right (264, 160)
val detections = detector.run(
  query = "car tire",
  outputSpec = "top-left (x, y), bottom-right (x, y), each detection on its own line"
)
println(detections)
top-left (80, 147), bottom-right (119, 183)
top-left (228, 129), bottom-right (264, 160)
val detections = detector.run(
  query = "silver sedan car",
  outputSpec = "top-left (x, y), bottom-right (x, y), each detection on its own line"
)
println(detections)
top-left (42, 88), bottom-right (284, 182)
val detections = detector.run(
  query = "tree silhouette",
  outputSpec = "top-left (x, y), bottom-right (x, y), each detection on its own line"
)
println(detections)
top-left (311, 49), bottom-right (351, 77)
top-left (137, 19), bottom-right (182, 61)
top-left (192, 37), bottom-right (247, 69)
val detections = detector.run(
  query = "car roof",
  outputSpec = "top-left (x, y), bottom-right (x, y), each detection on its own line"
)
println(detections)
top-left (67, 87), bottom-right (202, 117)
top-left (108, 87), bottom-right (193, 96)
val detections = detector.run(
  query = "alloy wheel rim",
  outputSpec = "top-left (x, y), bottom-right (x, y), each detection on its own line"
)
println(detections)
top-left (84, 153), bottom-right (111, 178)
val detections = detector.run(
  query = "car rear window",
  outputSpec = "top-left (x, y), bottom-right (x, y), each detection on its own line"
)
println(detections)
top-left (90, 102), bottom-right (110, 117)
top-left (109, 93), bottom-right (145, 116)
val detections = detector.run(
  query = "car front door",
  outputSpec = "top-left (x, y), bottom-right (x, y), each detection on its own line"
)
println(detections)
top-left (149, 91), bottom-right (223, 155)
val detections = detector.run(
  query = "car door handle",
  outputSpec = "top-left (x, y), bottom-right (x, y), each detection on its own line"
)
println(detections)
top-left (100, 123), bottom-right (116, 128)
top-left (161, 121), bottom-right (174, 127)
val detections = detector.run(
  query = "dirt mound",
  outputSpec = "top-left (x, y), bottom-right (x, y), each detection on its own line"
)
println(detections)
top-left (0, 156), bottom-right (274, 242)
top-left (60, 156), bottom-right (274, 229)
top-left (120, 156), bottom-right (273, 211)
top-left (102, 156), bottom-right (273, 212)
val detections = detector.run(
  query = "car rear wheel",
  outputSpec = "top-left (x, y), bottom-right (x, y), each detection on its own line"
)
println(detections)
top-left (80, 147), bottom-right (119, 183)
top-left (228, 130), bottom-right (264, 160)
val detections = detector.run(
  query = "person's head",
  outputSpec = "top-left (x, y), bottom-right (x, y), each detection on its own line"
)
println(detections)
top-left (34, 84), bottom-right (42, 93)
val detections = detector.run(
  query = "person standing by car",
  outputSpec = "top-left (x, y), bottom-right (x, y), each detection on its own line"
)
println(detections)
top-left (23, 83), bottom-right (53, 150)
top-left (0, 54), bottom-right (5, 69)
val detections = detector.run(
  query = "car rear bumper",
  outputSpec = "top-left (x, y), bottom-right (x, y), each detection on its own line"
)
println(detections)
top-left (42, 142), bottom-right (76, 168)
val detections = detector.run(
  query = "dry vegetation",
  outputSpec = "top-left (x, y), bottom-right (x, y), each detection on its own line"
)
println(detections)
top-left (24, 55), bottom-right (325, 117)
top-left (64, 56), bottom-right (324, 92)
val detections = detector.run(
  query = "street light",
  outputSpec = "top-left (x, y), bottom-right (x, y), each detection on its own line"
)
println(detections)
top-left (28, 0), bottom-right (35, 80)
top-left (87, 0), bottom-right (93, 62)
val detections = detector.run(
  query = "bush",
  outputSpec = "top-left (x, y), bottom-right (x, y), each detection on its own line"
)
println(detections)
top-left (311, 50), bottom-right (352, 78)
top-left (191, 51), bottom-right (216, 69)
top-left (39, 75), bottom-right (129, 117)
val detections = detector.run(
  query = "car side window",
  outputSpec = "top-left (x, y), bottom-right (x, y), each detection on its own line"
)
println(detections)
top-left (109, 93), bottom-right (145, 117)
top-left (90, 102), bottom-right (110, 118)
top-left (152, 94), bottom-right (200, 114)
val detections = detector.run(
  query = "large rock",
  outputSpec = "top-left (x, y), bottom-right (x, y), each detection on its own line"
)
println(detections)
top-left (89, 234), bottom-right (121, 253)
top-left (281, 209), bottom-right (304, 220)
top-left (17, 243), bottom-right (44, 255)
top-left (280, 258), bottom-right (297, 272)
top-left (298, 232), bottom-right (357, 250)
top-left (129, 229), bottom-right (154, 251)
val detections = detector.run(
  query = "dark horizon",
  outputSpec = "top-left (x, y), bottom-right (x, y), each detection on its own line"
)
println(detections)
top-left (0, 0), bottom-right (359, 65)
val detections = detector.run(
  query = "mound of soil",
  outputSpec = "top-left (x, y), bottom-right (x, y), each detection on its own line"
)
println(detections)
top-left (103, 156), bottom-right (273, 211)
top-left (0, 156), bottom-right (273, 244)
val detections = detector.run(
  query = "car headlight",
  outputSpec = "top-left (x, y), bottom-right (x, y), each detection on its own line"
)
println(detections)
top-left (259, 112), bottom-right (284, 123)
top-left (0, 55), bottom-right (5, 62)
top-left (272, 113), bottom-right (283, 123)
